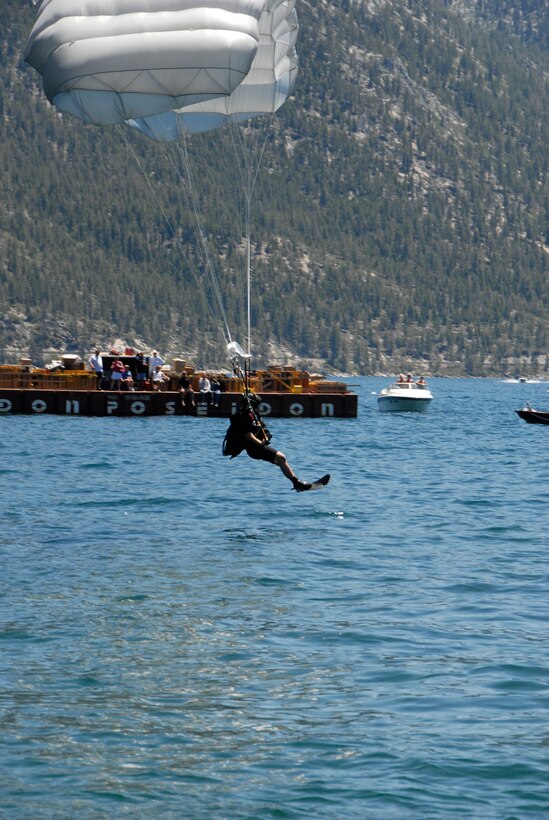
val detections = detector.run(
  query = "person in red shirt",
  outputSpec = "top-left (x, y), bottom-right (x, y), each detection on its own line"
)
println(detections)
top-left (110, 359), bottom-right (125, 390)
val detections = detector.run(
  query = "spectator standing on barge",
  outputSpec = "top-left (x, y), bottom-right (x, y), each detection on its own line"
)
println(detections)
top-left (88, 349), bottom-right (104, 389)
top-left (135, 352), bottom-right (148, 387)
top-left (110, 358), bottom-right (125, 390)
top-left (149, 351), bottom-right (164, 377)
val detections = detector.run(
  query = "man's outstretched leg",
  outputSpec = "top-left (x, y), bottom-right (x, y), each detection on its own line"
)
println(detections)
top-left (274, 451), bottom-right (311, 492)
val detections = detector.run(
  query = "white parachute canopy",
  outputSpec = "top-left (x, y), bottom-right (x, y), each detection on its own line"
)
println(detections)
top-left (128, 0), bottom-right (298, 141)
top-left (26, 0), bottom-right (299, 355)
top-left (25, 0), bottom-right (270, 124)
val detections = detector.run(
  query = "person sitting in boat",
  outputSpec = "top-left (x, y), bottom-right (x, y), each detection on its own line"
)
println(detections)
top-left (406, 373), bottom-right (414, 383)
top-left (152, 365), bottom-right (169, 391)
top-left (417, 376), bottom-right (427, 388)
top-left (222, 393), bottom-right (313, 492)
top-left (397, 373), bottom-right (406, 384)
top-left (110, 358), bottom-right (125, 390)
top-left (179, 372), bottom-right (196, 411)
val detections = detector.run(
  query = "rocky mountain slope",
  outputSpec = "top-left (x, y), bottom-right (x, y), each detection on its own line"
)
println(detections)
top-left (0, 0), bottom-right (547, 375)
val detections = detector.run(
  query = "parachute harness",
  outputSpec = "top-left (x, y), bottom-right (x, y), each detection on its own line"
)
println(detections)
top-left (229, 347), bottom-right (271, 446)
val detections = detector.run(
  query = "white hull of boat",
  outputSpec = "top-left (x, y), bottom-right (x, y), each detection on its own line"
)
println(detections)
top-left (377, 383), bottom-right (433, 413)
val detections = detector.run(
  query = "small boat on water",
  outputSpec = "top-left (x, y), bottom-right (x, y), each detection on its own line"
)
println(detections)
top-left (377, 377), bottom-right (433, 413)
top-left (516, 404), bottom-right (549, 425)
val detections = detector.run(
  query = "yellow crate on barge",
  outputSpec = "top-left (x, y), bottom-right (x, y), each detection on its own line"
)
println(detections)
top-left (0, 368), bottom-right (96, 391)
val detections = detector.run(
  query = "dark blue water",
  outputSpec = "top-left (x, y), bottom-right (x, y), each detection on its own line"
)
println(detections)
top-left (1, 378), bottom-right (548, 818)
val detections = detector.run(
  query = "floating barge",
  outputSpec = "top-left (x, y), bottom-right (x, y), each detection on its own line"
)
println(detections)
top-left (0, 356), bottom-right (357, 418)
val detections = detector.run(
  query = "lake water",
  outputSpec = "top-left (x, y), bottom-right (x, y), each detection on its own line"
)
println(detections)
top-left (1, 377), bottom-right (548, 818)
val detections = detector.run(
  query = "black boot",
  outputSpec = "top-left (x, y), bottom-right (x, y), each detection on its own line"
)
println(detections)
top-left (292, 476), bottom-right (312, 492)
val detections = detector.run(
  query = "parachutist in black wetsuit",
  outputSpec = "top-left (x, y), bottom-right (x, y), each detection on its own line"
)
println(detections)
top-left (222, 394), bottom-right (312, 491)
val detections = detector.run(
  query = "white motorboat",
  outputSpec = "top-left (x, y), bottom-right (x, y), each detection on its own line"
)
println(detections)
top-left (377, 379), bottom-right (433, 413)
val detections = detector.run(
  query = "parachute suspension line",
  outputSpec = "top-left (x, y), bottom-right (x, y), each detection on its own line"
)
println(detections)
top-left (228, 113), bottom-right (276, 357)
top-left (174, 123), bottom-right (235, 346)
top-left (115, 123), bottom-right (233, 347)
top-left (154, 132), bottom-right (238, 352)
top-left (245, 179), bottom-right (251, 358)
top-left (230, 112), bottom-right (275, 198)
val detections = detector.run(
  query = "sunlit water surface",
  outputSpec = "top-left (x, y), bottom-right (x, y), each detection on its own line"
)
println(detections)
top-left (1, 378), bottom-right (548, 818)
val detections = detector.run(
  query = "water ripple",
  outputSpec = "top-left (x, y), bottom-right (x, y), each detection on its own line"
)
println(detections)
top-left (0, 379), bottom-right (548, 816)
